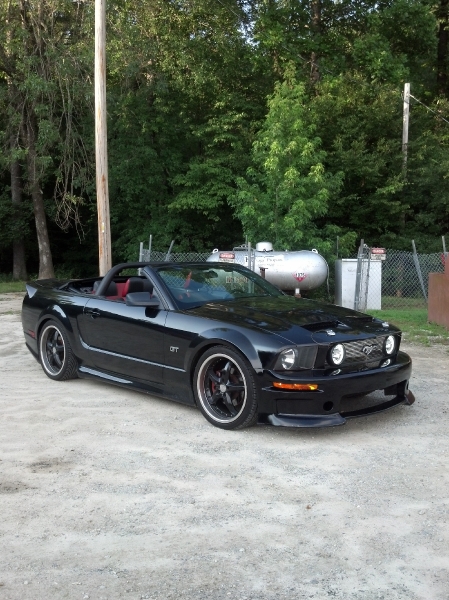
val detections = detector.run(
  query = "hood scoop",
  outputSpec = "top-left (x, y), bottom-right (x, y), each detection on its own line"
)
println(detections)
top-left (301, 320), bottom-right (340, 332)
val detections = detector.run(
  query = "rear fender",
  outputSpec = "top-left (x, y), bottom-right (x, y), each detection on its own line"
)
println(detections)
top-left (37, 305), bottom-right (74, 339)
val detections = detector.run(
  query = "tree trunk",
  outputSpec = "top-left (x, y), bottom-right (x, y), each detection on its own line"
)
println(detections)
top-left (25, 109), bottom-right (54, 279)
top-left (10, 132), bottom-right (27, 280)
top-left (437, 0), bottom-right (449, 95)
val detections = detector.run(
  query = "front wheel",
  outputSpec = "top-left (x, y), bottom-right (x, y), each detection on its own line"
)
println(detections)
top-left (39, 320), bottom-right (78, 381)
top-left (193, 346), bottom-right (258, 430)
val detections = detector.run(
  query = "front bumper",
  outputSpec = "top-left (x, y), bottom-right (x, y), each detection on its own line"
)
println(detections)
top-left (257, 350), bottom-right (413, 428)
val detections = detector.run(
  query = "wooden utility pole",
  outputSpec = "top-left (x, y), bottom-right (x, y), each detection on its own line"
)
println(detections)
top-left (402, 83), bottom-right (410, 176)
top-left (95, 0), bottom-right (112, 275)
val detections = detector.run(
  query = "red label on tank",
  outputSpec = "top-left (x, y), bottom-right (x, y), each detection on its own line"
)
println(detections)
top-left (220, 252), bottom-right (235, 259)
top-left (293, 272), bottom-right (307, 282)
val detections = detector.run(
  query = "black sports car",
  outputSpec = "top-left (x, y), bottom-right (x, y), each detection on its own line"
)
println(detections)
top-left (21, 261), bottom-right (414, 430)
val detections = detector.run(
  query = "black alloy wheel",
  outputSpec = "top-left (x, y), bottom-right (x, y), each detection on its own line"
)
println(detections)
top-left (39, 320), bottom-right (78, 381)
top-left (194, 346), bottom-right (258, 430)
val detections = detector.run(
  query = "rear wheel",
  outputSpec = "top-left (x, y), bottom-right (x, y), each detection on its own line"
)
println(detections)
top-left (194, 346), bottom-right (258, 430)
top-left (39, 320), bottom-right (78, 381)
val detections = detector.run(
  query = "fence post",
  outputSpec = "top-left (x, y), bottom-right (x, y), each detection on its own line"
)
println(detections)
top-left (412, 240), bottom-right (427, 301)
top-left (148, 234), bottom-right (152, 261)
top-left (165, 240), bottom-right (175, 262)
top-left (443, 235), bottom-right (447, 262)
top-left (354, 239), bottom-right (364, 311)
top-left (362, 246), bottom-right (372, 311)
top-left (139, 242), bottom-right (143, 262)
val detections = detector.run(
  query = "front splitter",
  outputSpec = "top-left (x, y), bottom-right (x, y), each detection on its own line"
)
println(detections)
top-left (258, 391), bottom-right (414, 428)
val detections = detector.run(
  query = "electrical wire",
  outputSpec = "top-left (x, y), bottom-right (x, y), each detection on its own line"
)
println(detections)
top-left (409, 93), bottom-right (449, 126)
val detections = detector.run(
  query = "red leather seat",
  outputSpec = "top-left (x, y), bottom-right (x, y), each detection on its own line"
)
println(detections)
top-left (122, 277), bottom-right (154, 297)
top-left (123, 277), bottom-right (143, 296)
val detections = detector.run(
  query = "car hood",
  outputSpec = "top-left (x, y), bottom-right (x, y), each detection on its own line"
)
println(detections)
top-left (186, 296), bottom-right (396, 345)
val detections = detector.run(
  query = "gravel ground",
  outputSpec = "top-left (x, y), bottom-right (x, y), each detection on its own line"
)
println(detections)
top-left (0, 294), bottom-right (448, 600)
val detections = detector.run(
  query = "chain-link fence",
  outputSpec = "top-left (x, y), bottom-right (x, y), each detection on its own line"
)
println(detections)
top-left (337, 247), bottom-right (446, 311)
top-left (139, 249), bottom-right (210, 263)
top-left (139, 245), bottom-right (255, 267)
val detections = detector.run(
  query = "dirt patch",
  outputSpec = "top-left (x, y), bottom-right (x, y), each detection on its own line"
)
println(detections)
top-left (0, 297), bottom-right (448, 599)
top-left (0, 293), bottom-right (25, 315)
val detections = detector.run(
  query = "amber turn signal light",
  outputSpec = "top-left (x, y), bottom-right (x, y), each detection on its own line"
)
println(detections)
top-left (273, 382), bottom-right (318, 391)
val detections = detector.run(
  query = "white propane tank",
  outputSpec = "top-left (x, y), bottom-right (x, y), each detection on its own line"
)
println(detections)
top-left (207, 243), bottom-right (328, 292)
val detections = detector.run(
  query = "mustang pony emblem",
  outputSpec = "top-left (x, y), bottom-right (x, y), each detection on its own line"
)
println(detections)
top-left (362, 345), bottom-right (374, 355)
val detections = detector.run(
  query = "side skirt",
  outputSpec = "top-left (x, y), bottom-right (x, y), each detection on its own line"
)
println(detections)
top-left (77, 365), bottom-right (196, 407)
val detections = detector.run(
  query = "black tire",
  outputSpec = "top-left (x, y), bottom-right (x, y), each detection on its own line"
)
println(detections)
top-left (193, 345), bottom-right (258, 430)
top-left (38, 320), bottom-right (78, 381)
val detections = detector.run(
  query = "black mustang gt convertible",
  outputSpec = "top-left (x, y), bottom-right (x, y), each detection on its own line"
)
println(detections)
top-left (21, 261), bottom-right (414, 430)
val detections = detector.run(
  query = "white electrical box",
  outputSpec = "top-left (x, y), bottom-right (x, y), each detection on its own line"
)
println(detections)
top-left (335, 259), bottom-right (382, 310)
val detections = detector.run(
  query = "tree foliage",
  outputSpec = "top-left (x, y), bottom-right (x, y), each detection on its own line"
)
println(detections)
top-left (233, 73), bottom-right (344, 253)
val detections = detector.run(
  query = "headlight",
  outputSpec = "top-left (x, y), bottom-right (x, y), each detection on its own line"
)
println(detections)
top-left (384, 335), bottom-right (396, 355)
top-left (329, 343), bottom-right (345, 365)
top-left (273, 346), bottom-right (318, 371)
top-left (279, 348), bottom-right (297, 370)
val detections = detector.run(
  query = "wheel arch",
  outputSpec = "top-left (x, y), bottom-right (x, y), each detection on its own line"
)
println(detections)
top-left (36, 306), bottom-right (74, 345)
top-left (186, 330), bottom-right (264, 398)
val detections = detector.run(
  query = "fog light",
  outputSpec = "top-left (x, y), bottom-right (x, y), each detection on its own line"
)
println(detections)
top-left (329, 343), bottom-right (345, 365)
top-left (384, 335), bottom-right (396, 355)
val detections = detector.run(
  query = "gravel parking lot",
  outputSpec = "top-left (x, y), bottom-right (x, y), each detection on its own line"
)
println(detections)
top-left (1, 294), bottom-right (448, 600)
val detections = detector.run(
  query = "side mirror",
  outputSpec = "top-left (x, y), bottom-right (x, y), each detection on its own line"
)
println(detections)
top-left (125, 292), bottom-right (160, 308)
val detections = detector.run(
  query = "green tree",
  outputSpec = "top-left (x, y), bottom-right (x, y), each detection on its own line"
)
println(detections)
top-left (0, 0), bottom-right (94, 278)
top-left (233, 73), bottom-right (344, 252)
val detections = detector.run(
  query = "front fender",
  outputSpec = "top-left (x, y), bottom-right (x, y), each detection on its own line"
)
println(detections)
top-left (185, 327), bottom-right (264, 374)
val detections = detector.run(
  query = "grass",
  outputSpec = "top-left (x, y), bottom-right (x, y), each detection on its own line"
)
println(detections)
top-left (0, 280), bottom-right (27, 293)
top-left (368, 309), bottom-right (449, 346)
top-left (380, 296), bottom-right (427, 310)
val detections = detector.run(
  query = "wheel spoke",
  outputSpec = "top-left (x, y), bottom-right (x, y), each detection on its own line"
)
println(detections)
top-left (54, 353), bottom-right (62, 368)
top-left (207, 369), bottom-right (220, 384)
top-left (220, 361), bottom-right (232, 384)
top-left (209, 391), bottom-right (221, 406)
top-left (223, 393), bottom-right (238, 416)
top-left (226, 383), bottom-right (245, 392)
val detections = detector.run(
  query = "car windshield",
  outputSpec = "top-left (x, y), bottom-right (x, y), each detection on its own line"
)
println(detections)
top-left (156, 264), bottom-right (283, 308)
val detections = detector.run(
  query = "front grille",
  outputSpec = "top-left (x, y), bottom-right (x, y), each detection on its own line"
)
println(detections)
top-left (326, 336), bottom-right (388, 367)
top-left (344, 337), bottom-right (385, 363)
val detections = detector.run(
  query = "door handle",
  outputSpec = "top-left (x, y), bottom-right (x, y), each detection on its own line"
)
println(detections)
top-left (86, 309), bottom-right (101, 319)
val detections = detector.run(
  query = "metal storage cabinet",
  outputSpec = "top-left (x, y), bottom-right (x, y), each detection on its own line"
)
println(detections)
top-left (335, 259), bottom-right (382, 310)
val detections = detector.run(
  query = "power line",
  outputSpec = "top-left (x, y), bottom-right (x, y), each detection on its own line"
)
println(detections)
top-left (409, 93), bottom-right (449, 126)
top-left (214, 0), bottom-right (242, 20)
